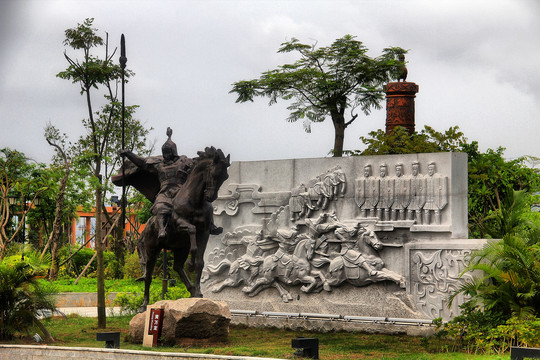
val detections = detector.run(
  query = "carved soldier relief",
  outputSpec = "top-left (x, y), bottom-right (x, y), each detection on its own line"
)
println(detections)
top-left (355, 164), bottom-right (379, 218)
top-left (408, 161), bottom-right (426, 223)
top-left (423, 162), bottom-right (448, 224)
top-left (377, 164), bottom-right (394, 221)
top-left (392, 163), bottom-right (411, 221)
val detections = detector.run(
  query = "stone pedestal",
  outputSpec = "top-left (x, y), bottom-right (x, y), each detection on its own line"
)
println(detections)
top-left (129, 298), bottom-right (231, 345)
top-left (384, 82), bottom-right (419, 134)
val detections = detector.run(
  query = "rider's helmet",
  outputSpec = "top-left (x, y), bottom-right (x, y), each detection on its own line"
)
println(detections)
top-left (162, 127), bottom-right (178, 159)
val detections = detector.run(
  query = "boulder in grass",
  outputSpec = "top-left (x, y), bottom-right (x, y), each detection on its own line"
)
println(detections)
top-left (129, 298), bottom-right (230, 344)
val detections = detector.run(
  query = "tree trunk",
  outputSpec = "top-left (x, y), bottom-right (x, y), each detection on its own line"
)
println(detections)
top-left (50, 241), bottom-right (58, 279)
top-left (75, 214), bottom-right (119, 284)
top-left (33, 316), bottom-right (54, 342)
top-left (330, 110), bottom-right (346, 157)
top-left (95, 173), bottom-right (106, 329)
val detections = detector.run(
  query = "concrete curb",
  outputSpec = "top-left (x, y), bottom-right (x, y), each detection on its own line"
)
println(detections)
top-left (0, 345), bottom-right (286, 360)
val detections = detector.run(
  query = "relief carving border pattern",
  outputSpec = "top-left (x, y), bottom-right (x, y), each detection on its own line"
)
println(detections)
top-left (405, 241), bottom-right (485, 320)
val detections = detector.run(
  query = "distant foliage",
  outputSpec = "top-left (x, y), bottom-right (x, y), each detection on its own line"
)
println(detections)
top-left (136, 197), bottom-right (153, 225)
top-left (466, 144), bottom-right (540, 238)
top-left (353, 125), bottom-right (466, 156)
top-left (0, 148), bottom-right (53, 259)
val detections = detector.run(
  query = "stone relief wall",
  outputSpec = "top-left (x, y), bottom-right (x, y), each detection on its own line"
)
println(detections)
top-left (203, 153), bottom-right (481, 320)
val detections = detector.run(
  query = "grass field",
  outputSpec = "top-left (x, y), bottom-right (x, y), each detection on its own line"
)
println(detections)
top-left (37, 278), bottom-right (154, 293)
top-left (3, 314), bottom-right (511, 360)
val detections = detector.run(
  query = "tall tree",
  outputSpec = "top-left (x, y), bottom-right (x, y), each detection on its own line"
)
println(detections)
top-left (230, 35), bottom-right (406, 157)
top-left (56, 18), bottom-right (147, 328)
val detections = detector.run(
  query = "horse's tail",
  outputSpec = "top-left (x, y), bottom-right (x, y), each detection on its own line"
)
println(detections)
top-left (206, 259), bottom-right (232, 275)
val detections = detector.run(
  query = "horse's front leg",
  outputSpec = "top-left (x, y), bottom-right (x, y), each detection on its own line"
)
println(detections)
top-left (191, 231), bottom-right (211, 298)
top-left (135, 235), bottom-right (148, 282)
top-left (272, 281), bottom-right (293, 303)
top-left (311, 269), bottom-right (332, 292)
top-left (242, 274), bottom-right (269, 296)
top-left (172, 249), bottom-right (198, 296)
top-left (298, 268), bottom-right (318, 293)
top-left (175, 218), bottom-right (197, 262)
top-left (300, 276), bottom-right (317, 293)
top-left (140, 249), bottom-right (158, 313)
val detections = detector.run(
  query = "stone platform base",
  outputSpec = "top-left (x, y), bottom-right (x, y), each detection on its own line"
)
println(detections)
top-left (206, 282), bottom-right (425, 320)
top-left (231, 315), bottom-right (434, 337)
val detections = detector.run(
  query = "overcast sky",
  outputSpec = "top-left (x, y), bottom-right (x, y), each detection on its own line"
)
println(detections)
top-left (0, 0), bottom-right (539, 165)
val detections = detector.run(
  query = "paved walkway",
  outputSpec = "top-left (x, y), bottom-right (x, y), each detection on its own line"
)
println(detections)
top-left (56, 307), bottom-right (124, 317)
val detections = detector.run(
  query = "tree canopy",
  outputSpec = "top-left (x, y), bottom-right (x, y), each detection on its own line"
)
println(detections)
top-left (230, 35), bottom-right (407, 157)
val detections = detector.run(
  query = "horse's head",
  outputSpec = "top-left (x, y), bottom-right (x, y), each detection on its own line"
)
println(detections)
top-left (361, 226), bottom-right (382, 251)
top-left (196, 147), bottom-right (230, 202)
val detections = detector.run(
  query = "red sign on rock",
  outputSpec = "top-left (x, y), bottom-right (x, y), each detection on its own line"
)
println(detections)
top-left (148, 308), bottom-right (164, 346)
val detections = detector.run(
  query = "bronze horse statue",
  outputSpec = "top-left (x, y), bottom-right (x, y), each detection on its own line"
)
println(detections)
top-left (114, 146), bottom-right (230, 312)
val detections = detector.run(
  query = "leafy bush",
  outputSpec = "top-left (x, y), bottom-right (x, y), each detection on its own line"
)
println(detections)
top-left (123, 251), bottom-right (142, 279)
top-left (0, 251), bottom-right (56, 340)
top-left (355, 125), bottom-right (467, 156)
top-left (103, 250), bottom-right (123, 279)
top-left (55, 246), bottom-right (126, 279)
top-left (450, 192), bottom-right (540, 320)
top-left (56, 245), bottom-right (96, 277)
top-left (439, 190), bottom-right (540, 354)
top-left (436, 301), bottom-right (540, 354)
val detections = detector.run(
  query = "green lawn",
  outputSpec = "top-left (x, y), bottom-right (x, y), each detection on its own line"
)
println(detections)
top-left (37, 278), bottom-right (150, 293)
top-left (4, 314), bottom-right (511, 360)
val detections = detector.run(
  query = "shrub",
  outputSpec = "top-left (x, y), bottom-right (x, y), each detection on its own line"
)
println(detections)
top-left (0, 251), bottom-right (56, 341)
top-left (436, 301), bottom-right (540, 354)
top-left (123, 251), bottom-right (142, 280)
top-left (103, 251), bottom-right (123, 279)
top-left (56, 245), bottom-right (96, 277)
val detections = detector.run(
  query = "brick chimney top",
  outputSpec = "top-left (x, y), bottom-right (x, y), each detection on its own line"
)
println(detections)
top-left (384, 82), bottom-right (419, 134)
